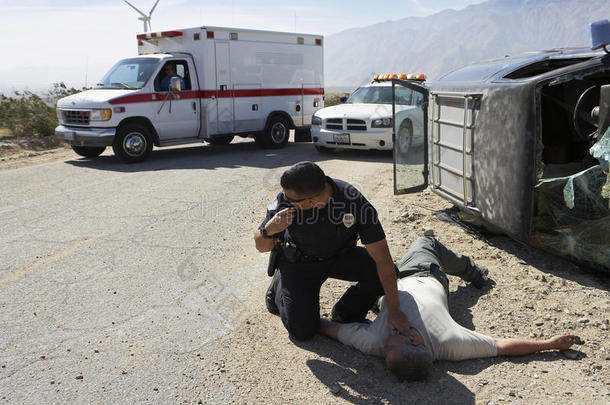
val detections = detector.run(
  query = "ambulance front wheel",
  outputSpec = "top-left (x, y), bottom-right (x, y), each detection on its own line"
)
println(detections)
top-left (258, 117), bottom-right (290, 149)
top-left (113, 124), bottom-right (153, 163)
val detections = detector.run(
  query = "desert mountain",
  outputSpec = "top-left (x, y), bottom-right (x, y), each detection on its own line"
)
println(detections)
top-left (325, 0), bottom-right (610, 86)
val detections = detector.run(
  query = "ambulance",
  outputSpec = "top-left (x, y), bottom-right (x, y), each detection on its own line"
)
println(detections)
top-left (55, 26), bottom-right (324, 162)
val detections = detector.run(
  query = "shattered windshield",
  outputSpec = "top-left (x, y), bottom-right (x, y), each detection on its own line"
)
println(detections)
top-left (347, 86), bottom-right (417, 105)
top-left (97, 58), bottom-right (159, 90)
top-left (533, 128), bottom-right (610, 269)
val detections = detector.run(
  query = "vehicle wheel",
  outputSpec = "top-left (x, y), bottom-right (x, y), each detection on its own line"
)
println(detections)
top-left (71, 145), bottom-right (106, 158)
top-left (258, 116), bottom-right (290, 149)
top-left (112, 123), bottom-right (153, 163)
top-left (207, 135), bottom-right (234, 145)
top-left (315, 145), bottom-right (335, 154)
top-left (397, 120), bottom-right (413, 155)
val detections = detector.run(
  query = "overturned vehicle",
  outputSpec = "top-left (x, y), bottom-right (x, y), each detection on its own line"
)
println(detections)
top-left (392, 21), bottom-right (610, 271)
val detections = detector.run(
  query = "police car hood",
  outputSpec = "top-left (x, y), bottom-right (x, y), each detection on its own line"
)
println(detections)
top-left (57, 89), bottom-right (137, 109)
top-left (315, 103), bottom-right (412, 120)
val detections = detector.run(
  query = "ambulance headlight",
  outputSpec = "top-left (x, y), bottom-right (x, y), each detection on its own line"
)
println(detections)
top-left (371, 117), bottom-right (392, 128)
top-left (312, 115), bottom-right (322, 126)
top-left (89, 109), bottom-right (112, 121)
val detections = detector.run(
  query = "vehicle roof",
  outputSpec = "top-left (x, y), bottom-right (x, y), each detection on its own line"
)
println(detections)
top-left (437, 47), bottom-right (608, 83)
top-left (137, 25), bottom-right (323, 38)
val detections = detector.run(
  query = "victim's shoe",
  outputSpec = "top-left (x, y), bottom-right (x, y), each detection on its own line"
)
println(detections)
top-left (470, 265), bottom-right (495, 289)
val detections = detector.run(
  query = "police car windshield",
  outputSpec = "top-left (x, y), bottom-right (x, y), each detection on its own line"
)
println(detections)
top-left (346, 86), bottom-right (414, 105)
top-left (96, 58), bottom-right (158, 89)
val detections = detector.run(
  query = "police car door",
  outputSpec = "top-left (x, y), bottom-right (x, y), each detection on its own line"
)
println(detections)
top-left (392, 79), bottom-right (429, 194)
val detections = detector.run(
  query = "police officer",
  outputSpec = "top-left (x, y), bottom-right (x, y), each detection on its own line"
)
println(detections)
top-left (254, 162), bottom-right (413, 341)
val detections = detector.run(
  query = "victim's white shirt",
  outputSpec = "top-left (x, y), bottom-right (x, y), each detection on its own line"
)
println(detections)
top-left (337, 276), bottom-right (497, 361)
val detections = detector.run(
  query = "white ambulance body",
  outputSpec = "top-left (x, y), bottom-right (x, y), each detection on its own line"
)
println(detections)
top-left (55, 26), bottom-right (324, 162)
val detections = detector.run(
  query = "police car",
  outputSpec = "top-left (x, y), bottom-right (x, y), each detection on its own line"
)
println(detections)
top-left (311, 74), bottom-right (426, 153)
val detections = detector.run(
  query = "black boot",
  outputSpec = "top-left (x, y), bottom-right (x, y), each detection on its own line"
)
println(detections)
top-left (470, 265), bottom-right (495, 289)
top-left (265, 270), bottom-right (280, 315)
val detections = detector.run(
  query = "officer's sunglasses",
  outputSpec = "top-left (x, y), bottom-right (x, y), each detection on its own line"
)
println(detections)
top-left (282, 190), bottom-right (322, 204)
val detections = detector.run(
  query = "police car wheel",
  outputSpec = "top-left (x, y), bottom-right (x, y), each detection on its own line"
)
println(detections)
top-left (315, 145), bottom-right (335, 154)
top-left (207, 135), bottom-right (234, 145)
top-left (397, 119), bottom-right (413, 155)
top-left (113, 124), bottom-right (153, 163)
top-left (260, 117), bottom-right (289, 149)
top-left (71, 145), bottom-right (106, 158)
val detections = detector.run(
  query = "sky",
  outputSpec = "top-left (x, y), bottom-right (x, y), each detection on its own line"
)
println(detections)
top-left (0, 0), bottom-right (485, 94)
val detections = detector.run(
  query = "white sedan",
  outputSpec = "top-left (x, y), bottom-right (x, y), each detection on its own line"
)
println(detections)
top-left (311, 82), bottom-right (424, 153)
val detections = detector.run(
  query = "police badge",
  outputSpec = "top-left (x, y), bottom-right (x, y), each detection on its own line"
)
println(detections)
top-left (342, 213), bottom-right (355, 228)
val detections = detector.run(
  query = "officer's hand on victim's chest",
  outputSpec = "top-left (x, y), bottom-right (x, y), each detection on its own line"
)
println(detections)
top-left (267, 208), bottom-right (296, 234)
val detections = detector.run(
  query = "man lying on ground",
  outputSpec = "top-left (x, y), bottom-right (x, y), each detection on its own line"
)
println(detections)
top-left (319, 237), bottom-right (581, 381)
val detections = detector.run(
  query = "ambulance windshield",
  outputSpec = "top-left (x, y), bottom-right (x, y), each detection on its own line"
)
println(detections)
top-left (96, 58), bottom-right (159, 89)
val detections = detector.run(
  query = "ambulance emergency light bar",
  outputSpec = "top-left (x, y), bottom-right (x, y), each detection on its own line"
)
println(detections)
top-left (136, 30), bottom-right (183, 40)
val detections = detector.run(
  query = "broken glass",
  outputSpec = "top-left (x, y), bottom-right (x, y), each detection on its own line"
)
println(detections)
top-left (533, 128), bottom-right (610, 269)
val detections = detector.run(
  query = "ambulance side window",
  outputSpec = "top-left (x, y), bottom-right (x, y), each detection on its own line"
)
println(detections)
top-left (155, 60), bottom-right (192, 91)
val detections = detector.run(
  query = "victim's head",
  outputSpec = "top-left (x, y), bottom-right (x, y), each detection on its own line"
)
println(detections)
top-left (383, 331), bottom-right (432, 382)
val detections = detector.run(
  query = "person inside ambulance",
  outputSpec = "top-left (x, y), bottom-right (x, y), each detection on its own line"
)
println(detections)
top-left (159, 63), bottom-right (186, 91)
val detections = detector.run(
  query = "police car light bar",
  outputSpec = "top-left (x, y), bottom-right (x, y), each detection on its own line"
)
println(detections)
top-left (373, 73), bottom-right (426, 81)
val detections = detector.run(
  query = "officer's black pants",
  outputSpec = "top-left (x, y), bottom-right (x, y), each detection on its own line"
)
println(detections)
top-left (275, 246), bottom-right (383, 341)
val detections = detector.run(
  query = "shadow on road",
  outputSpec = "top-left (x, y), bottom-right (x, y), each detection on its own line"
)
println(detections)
top-left (64, 140), bottom-right (393, 173)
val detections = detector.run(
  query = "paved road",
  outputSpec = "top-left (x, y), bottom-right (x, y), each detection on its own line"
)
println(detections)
top-left (0, 139), bottom-right (392, 403)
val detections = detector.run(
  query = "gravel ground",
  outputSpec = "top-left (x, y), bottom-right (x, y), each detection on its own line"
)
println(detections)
top-left (1, 142), bottom-right (608, 404)
top-left (207, 164), bottom-right (609, 405)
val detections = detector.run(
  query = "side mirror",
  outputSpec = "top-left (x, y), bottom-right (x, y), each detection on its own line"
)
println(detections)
top-left (169, 76), bottom-right (182, 92)
top-left (340, 96), bottom-right (348, 103)
top-left (591, 19), bottom-right (610, 53)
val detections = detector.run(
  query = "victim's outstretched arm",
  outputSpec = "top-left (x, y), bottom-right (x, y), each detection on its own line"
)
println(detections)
top-left (494, 334), bottom-right (581, 357)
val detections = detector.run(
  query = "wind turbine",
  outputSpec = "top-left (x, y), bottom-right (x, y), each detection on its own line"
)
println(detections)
top-left (124, 0), bottom-right (160, 32)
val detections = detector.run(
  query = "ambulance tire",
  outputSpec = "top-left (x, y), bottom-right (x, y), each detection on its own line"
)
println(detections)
top-left (260, 117), bottom-right (290, 149)
top-left (113, 124), bottom-right (153, 163)
top-left (71, 145), bottom-right (106, 158)
top-left (207, 135), bottom-right (234, 145)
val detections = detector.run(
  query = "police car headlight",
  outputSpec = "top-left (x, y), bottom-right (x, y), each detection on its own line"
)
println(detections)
top-left (371, 118), bottom-right (392, 128)
top-left (312, 115), bottom-right (322, 126)
top-left (89, 109), bottom-right (112, 121)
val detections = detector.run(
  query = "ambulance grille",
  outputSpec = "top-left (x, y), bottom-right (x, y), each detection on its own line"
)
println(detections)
top-left (63, 110), bottom-right (90, 125)
top-left (347, 119), bottom-right (366, 131)
top-left (326, 118), bottom-right (343, 130)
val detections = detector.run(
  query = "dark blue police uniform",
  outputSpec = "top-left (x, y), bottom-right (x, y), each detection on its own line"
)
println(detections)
top-left (259, 177), bottom-right (386, 340)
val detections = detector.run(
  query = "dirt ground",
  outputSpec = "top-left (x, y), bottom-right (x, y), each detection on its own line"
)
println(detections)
top-left (2, 139), bottom-right (608, 404)
top-left (0, 133), bottom-right (70, 169)
top-left (204, 166), bottom-right (609, 404)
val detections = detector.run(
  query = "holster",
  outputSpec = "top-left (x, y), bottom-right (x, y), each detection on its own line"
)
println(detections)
top-left (267, 242), bottom-right (282, 277)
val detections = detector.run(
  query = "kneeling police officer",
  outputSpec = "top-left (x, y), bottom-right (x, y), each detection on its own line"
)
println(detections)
top-left (254, 162), bottom-right (413, 341)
